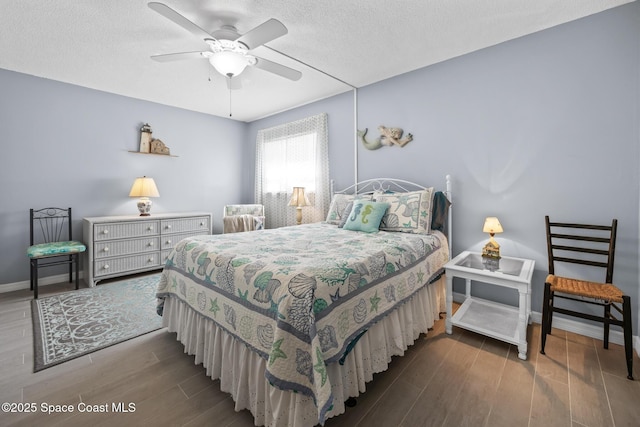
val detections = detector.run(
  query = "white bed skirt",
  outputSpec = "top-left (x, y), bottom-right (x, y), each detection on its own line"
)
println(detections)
top-left (162, 275), bottom-right (446, 427)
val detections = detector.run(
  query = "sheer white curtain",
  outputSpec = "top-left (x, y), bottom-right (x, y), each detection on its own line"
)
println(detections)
top-left (255, 113), bottom-right (330, 228)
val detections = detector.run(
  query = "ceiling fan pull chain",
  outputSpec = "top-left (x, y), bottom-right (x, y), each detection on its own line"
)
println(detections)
top-left (228, 74), bottom-right (233, 117)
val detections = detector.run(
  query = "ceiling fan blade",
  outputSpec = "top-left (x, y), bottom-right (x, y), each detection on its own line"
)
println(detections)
top-left (253, 56), bottom-right (302, 81)
top-left (236, 19), bottom-right (287, 50)
top-left (226, 76), bottom-right (243, 90)
top-left (148, 2), bottom-right (212, 40)
top-left (151, 51), bottom-right (206, 62)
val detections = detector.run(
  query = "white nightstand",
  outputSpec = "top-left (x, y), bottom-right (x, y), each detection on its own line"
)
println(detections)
top-left (445, 251), bottom-right (535, 360)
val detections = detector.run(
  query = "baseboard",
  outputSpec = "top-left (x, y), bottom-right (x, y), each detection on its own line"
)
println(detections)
top-left (0, 271), bottom-right (85, 293)
top-left (452, 292), bottom-right (639, 356)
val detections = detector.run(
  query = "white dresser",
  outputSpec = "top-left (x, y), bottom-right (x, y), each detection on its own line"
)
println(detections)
top-left (83, 212), bottom-right (212, 286)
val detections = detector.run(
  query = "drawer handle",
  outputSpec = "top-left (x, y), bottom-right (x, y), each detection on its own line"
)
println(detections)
top-left (103, 247), bottom-right (109, 252)
top-left (148, 258), bottom-right (154, 263)
top-left (166, 225), bottom-right (172, 230)
top-left (200, 222), bottom-right (205, 226)
top-left (147, 226), bottom-right (153, 231)
top-left (102, 230), bottom-right (109, 235)
top-left (148, 242), bottom-right (154, 247)
top-left (103, 264), bottom-right (109, 270)
top-left (165, 240), bottom-right (171, 245)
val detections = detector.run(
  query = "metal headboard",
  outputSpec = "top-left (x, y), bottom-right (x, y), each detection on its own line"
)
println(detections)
top-left (331, 178), bottom-right (426, 196)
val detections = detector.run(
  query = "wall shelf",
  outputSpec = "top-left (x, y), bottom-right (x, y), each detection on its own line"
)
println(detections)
top-left (128, 151), bottom-right (178, 157)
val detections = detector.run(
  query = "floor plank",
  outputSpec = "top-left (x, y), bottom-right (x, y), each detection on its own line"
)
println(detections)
top-left (442, 337), bottom-right (509, 427)
top-left (401, 329), bottom-right (484, 426)
top-left (529, 375), bottom-right (571, 427)
top-left (567, 339), bottom-right (614, 427)
top-left (486, 344), bottom-right (536, 427)
top-left (603, 371), bottom-right (640, 427)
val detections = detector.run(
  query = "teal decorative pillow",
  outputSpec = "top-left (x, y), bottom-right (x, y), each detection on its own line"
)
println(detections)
top-left (343, 201), bottom-right (390, 233)
top-left (375, 188), bottom-right (434, 234)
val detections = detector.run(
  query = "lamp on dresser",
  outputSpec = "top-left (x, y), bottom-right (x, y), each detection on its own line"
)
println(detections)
top-left (129, 176), bottom-right (160, 216)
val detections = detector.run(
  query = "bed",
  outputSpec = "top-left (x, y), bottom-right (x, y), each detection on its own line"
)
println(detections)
top-left (156, 176), bottom-right (452, 427)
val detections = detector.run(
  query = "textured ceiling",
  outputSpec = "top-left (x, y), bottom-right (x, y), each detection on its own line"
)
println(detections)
top-left (0, 0), bottom-right (633, 122)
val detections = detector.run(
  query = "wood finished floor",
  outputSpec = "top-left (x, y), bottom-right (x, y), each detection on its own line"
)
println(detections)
top-left (1, 280), bottom-right (639, 427)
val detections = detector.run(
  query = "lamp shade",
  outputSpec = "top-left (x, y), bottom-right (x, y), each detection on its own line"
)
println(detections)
top-left (129, 176), bottom-right (160, 198)
top-left (482, 217), bottom-right (503, 234)
top-left (209, 51), bottom-right (249, 77)
top-left (288, 187), bottom-right (310, 207)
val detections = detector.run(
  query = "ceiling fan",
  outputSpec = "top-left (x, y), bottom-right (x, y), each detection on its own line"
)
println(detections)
top-left (148, 2), bottom-right (302, 88)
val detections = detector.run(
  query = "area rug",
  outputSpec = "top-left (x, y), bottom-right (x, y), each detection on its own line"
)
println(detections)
top-left (31, 273), bottom-right (163, 372)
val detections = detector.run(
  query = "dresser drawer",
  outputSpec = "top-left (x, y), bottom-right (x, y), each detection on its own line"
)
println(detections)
top-left (94, 252), bottom-right (161, 277)
top-left (94, 236), bottom-right (160, 259)
top-left (161, 231), bottom-right (206, 250)
top-left (94, 221), bottom-right (160, 241)
top-left (161, 216), bottom-right (210, 234)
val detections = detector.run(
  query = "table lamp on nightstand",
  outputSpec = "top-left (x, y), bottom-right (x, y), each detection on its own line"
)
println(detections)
top-left (129, 176), bottom-right (160, 216)
top-left (482, 216), bottom-right (503, 259)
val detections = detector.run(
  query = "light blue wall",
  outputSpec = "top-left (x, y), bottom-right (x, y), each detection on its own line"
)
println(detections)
top-left (0, 69), bottom-right (246, 284)
top-left (247, 4), bottom-right (640, 325)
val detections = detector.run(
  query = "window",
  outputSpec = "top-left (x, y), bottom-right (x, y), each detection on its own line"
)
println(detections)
top-left (261, 131), bottom-right (318, 193)
top-left (255, 113), bottom-right (329, 228)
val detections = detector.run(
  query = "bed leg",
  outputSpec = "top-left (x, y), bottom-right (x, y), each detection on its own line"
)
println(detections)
top-left (345, 397), bottom-right (357, 407)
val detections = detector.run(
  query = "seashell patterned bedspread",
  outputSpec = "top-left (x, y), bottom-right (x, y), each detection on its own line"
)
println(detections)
top-left (156, 222), bottom-right (449, 424)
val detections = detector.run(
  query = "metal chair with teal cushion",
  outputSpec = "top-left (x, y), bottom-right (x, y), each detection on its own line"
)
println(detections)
top-left (27, 207), bottom-right (86, 299)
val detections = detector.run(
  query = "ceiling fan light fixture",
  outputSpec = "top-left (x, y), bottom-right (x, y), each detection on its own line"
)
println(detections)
top-left (149, 4), bottom-right (301, 83)
top-left (209, 51), bottom-right (249, 77)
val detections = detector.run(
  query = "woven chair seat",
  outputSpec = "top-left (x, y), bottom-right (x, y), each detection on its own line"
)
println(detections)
top-left (546, 274), bottom-right (624, 304)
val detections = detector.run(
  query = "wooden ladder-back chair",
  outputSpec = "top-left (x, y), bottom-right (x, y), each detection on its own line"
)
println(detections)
top-left (540, 215), bottom-right (633, 380)
top-left (27, 208), bottom-right (86, 299)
